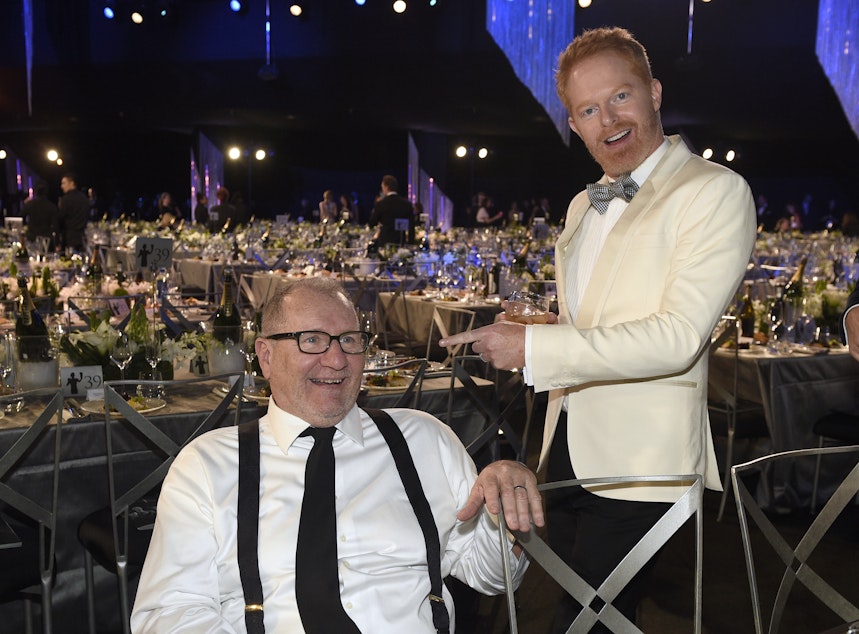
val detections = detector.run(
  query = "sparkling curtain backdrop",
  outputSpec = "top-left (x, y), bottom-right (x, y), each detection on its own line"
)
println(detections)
top-left (486, 0), bottom-right (575, 145)
top-left (191, 131), bottom-right (224, 221)
top-left (816, 0), bottom-right (859, 140)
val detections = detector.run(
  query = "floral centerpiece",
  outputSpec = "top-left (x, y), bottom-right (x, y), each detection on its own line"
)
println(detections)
top-left (59, 302), bottom-right (198, 381)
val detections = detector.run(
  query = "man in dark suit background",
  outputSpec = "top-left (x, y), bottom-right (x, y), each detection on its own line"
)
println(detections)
top-left (368, 174), bottom-right (415, 247)
top-left (23, 180), bottom-right (59, 248)
top-left (58, 172), bottom-right (90, 252)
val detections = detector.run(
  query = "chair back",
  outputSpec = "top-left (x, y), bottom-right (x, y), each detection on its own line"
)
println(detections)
top-left (446, 355), bottom-right (526, 466)
top-left (500, 474), bottom-right (704, 634)
top-left (375, 280), bottom-right (421, 355)
top-left (731, 445), bottom-right (859, 634)
top-left (426, 305), bottom-right (475, 366)
top-left (0, 387), bottom-right (64, 633)
top-left (100, 373), bottom-right (244, 551)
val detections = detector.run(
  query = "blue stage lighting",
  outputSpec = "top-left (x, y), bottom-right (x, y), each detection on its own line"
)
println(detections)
top-left (230, 0), bottom-right (243, 12)
top-left (355, 0), bottom-right (366, 5)
top-left (103, 5), bottom-right (115, 18)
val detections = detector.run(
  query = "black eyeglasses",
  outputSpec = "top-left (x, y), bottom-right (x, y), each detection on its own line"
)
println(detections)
top-left (264, 330), bottom-right (372, 355)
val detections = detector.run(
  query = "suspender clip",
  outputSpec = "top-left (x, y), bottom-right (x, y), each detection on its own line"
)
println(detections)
top-left (428, 594), bottom-right (445, 604)
top-left (245, 604), bottom-right (264, 612)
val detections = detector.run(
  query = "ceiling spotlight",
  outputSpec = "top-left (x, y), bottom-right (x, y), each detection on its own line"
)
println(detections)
top-left (229, 0), bottom-right (243, 11)
top-left (393, 0), bottom-right (407, 14)
top-left (725, 149), bottom-right (736, 162)
top-left (429, 0), bottom-right (437, 5)
top-left (56, 158), bottom-right (64, 166)
top-left (103, 3), bottom-right (115, 19)
top-left (477, 147), bottom-right (489, 159)
top-left (0, 150), bottom-right (7, 160)
top-left (228, 146), bottom-right (242, 160)
top-left (355, 0), bottom-right (366, 4)
top-left (46, 149), bottom-right (59, 162)
top-left (702, 147), bottom-right (714, 160)
top-left (578, 0), bottom-right (592, 7)
top-left (254, 149), bottom-right (267, 161)
top-left (455, 145), bottom-right (468, 158)
top-left (289, 3), bottom-right (303, 16)
top-left (131, 10), bottom-right (144, 24)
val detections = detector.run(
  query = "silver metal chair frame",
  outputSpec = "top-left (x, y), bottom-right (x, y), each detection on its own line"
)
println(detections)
top-left (500, 474), bottom-right (704, 634)
top-left (731, 445), bottom-right (859, 634)
top-left (80, 373), bottom-right (244, 634)
top-left (0, 387), bottom-right (64, 634)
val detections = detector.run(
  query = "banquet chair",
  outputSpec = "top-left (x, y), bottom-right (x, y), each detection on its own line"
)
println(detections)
top-left (498, 474), bottom-right (704, 634)
top-left (77, 373), bottom-right (244, 634)
top-left (390, 358), bottom-right (428, 409)
top-left (375, 279), bottom-right (423, 357)
top-left (810, 411), bottom-right (859, 512)
top-left (446, 355), bottom-right (526, 467)
top-left (731, 446), bottom-right (859, 634)
top-left (425, 304), bottom-right (475, 366)
top-left (708, 315), bottom-right (770, 521)
top-left (0, 388), bottom-right (64, 634)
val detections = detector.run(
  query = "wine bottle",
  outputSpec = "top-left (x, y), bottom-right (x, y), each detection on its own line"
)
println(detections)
top-left (85, 245), bottom-right (104, 294)
top-left (16, 276), bottom-right (52, 362)
top-left (511, 240), bottom-right (533, 277)
top-left (220, 216), bottom-right (232, 234)
top-left (783, 256), bottom-right (807, 302)
top-left (738, 283), bottom-right (755, 338)
top-left (212, 270), bottom-right (241, 344)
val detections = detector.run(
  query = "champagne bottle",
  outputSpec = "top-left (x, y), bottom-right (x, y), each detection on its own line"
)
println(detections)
top-left (220, 216), bottom-right (232, 234)
top-left (212, 270), bottom-right (241, 344)
top-left (738, 283), bottom-right (755, 338)
top-left (85, 245), bottom-right (104, 294)
top-left (783, 256), bottom-right (807, 302)
top-left (511, 240), bottom-right (533, 277)
top-left (16, 276), bottom-right (52, 362)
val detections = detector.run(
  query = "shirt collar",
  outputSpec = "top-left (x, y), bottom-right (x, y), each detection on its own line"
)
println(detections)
top-left (627, 136), bottom-right (670, 186)
top-left (264, 398), bottom-right (366, 454)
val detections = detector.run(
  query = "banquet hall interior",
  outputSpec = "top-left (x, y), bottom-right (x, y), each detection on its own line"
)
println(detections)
top-left (1, 0), bottom-right (859, 633)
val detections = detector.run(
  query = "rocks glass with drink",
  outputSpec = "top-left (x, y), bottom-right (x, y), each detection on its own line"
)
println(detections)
top-left (505, 290), bottom-right (550, 324)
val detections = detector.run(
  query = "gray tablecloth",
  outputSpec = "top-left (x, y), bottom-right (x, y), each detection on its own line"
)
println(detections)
top-left (709, 348), bottom-right (859, 510)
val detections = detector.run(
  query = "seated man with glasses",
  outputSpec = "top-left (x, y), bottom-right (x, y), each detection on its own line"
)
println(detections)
top-left (132, 276), bottom-right (543, 633)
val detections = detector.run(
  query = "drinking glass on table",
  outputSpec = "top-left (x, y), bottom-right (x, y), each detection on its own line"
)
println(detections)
top-left (143, 324), bottom-right (161, 371)
top-left (241, 319), bottom-right (261, 392)
top-left (505, 290), bottom-right (550, 324)
top-left (110, 332), bottom-right (133, 384)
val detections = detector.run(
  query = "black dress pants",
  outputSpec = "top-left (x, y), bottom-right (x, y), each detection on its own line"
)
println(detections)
top-left (545, 417), bottom-right (670, 634)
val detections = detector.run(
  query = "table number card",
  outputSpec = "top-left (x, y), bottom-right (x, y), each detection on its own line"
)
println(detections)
top-left (61, 365), bottom-right (103, 398)
top-left (136, 237), bottom-right (173, 271)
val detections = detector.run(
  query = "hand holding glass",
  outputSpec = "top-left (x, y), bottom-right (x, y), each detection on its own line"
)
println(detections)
top-left (506, 290), bottom-right (550, 324)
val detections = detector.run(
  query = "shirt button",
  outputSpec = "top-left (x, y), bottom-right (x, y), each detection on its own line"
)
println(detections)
top-left (345, 602), bottom-right (353, 610)
top-left (343, 561), bottom-right (351, 569)
top-left (340, 535), bottom-right (347, 542)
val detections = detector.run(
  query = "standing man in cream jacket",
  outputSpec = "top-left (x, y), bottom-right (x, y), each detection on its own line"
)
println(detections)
top-left (441, 27), bottom-right (756, 632)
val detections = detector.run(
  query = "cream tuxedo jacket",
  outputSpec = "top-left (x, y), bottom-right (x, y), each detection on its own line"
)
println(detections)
top-left (532, 135), bottom-right (756, 502)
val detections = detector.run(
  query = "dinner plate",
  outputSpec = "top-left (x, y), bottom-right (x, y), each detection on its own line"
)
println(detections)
top-left (363, 382), bottom-right (409, 392)
top-left (217, 382), bottom-right (271, 402)
top-left (80, 398), bottom-right (167, 416)
top-left (426, 361), bottom-right (446, 373)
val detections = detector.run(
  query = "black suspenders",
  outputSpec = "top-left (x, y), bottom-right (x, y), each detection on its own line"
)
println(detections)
top-left (236, 409), bottom-right (450, 634)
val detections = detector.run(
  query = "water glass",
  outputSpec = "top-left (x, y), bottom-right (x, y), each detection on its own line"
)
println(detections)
top-left (137, 370), bottom-right (165, 400)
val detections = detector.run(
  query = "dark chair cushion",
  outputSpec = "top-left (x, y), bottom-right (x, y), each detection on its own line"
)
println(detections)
top-left (77, 499), bottom-right (157, 574)
top-left (0, 517), bottom-right (42, 596)
top-left (708, 403), bottom-right (769, 439)
top-left (813, 412), bottom-right (859, 444)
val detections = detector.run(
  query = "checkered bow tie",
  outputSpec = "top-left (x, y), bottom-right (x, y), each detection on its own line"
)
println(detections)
top-left (586, 173), bottom-right (639, 214)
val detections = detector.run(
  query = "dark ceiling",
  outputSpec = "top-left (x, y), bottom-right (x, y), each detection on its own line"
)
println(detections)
top-left (1, 0), bottom-right (857, 217)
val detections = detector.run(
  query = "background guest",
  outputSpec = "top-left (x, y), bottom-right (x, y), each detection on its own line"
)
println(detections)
top-left (58, 172), bottom-right (90, 252)
top-left (23, 179), bottom-right (59, 248)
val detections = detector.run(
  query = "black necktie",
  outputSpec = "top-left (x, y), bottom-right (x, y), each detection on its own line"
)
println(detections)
top-left (295, 426), bottom-right (362, 633)
top-left (586, 173), bottom-right (639, 214)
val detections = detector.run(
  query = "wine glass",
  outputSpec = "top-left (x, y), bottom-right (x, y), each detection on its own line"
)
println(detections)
top-left (143, 324), bottom-right (161, 371)
top-left (110, 332), bottom-right (133, 387)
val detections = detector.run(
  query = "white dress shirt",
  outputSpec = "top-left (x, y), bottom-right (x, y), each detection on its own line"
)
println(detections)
top-left (131, 401), bottom-right (526, 633)
top-left (524, 138), bottom-right (671, 385)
